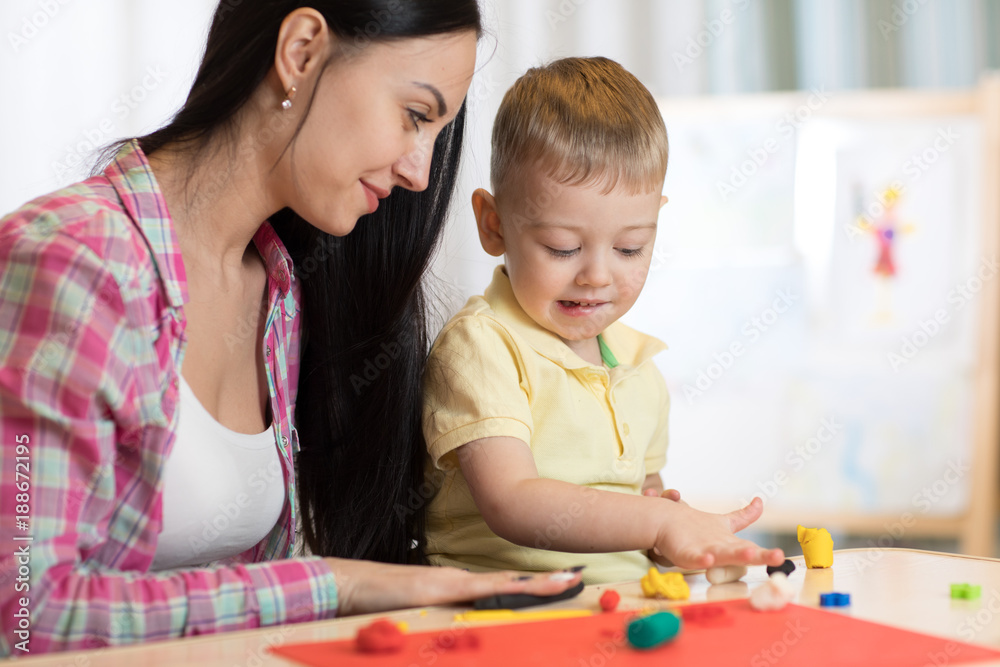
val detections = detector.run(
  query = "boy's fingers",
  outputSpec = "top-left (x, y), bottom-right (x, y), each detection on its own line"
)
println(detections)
top-left (726, 497), bottom-right (764, 532)
top-left (662, 488), bottom-right (682, 501)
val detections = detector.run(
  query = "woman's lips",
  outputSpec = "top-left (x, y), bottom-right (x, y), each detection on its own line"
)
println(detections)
top-left (360, 181), bottom-right (390, 214)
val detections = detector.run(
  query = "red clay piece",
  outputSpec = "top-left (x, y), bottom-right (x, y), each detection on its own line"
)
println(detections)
top-left (432, 632), bottom-right (481, 650)
top-left (682, 604), bottom-right (733, 626)
top-left (356, 619), bottom-right (405, 653)
top-left (599, 590), bottom-right (621, 612)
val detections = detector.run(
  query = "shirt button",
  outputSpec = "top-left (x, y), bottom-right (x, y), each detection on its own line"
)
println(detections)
top-left (266, 345), bottom-right (272, 357)
top-left (281, 435), bottom-right (288, 445)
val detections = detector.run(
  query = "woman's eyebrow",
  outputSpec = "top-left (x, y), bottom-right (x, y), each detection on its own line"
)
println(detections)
top-left (413, 82), bottom-right (447, 115)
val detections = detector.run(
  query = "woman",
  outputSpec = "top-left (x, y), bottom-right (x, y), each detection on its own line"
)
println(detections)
top-left (0, 1), bottom-right (579, 654)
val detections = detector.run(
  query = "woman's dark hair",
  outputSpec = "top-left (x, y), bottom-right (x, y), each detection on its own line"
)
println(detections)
top-left (108, 1), bottom-right (482, 564)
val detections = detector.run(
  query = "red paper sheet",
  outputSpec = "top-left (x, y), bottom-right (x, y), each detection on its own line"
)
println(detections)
top-left (271, 600), bottom-right (1000, 667)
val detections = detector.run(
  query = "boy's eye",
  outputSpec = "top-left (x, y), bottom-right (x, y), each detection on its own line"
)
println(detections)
top-left (545, 246), bottom-right (579, 258)
top-left (618, 247), bottom-right (646, 258)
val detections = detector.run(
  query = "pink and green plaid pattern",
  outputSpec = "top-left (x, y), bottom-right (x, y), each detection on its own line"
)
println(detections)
top-left (0, 141), bottom-right (337, 655)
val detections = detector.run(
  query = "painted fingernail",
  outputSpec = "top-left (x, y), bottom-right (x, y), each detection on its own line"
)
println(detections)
top-left (566, 565), bottom-right (587, 572)
top-left (549, 572), bottom-right (576, 582)
top-left (515, 575), bottom-right (533, 581)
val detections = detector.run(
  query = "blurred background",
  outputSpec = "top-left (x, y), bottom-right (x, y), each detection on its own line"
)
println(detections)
top-left (2, 0), bottom-right (999, 557)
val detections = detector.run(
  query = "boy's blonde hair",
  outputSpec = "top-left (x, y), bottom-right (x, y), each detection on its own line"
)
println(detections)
top-left (491, 56), bottom-right (668, 200)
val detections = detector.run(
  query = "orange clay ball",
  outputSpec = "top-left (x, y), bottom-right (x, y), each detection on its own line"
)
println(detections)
top-left (600, 589), bottom-right (621, 612)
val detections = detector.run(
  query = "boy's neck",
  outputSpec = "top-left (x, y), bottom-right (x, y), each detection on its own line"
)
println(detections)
top-left (563, 335), bottom-right (603, 367)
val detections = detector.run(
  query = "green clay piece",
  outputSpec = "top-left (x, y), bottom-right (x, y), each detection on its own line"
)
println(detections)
top-left (626, 611), bottom-right (681, 650)
top-left (951, 583), bottom-right (982, 600)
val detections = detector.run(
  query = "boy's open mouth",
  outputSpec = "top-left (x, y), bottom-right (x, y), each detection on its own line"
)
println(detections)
top-left (559, 300), bottom-right (603, 307)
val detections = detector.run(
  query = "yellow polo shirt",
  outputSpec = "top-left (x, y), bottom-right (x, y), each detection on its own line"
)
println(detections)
top-left (423, 266), bottom-right (670, 584)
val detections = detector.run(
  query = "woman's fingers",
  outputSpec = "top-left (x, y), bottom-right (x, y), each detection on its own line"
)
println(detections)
top-left (327, 558), bottom-right (583, 616)
top-left (490, 569), bottom-right (584, 596)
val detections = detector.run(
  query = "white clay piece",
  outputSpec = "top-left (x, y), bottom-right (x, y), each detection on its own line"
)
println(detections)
top-left (749, 572), bottom-right (794, 611)
top-left (705, 564), bottom-right (748, 585)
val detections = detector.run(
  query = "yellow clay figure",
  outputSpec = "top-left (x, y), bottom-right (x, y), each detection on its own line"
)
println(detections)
top-left (640, 568), bottom-right (690, 600)
top-left (797, 525), bottom-right (834, 568)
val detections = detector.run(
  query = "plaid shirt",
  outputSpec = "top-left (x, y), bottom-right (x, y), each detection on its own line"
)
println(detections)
top-left (0, 141), bottom-right (337, 655)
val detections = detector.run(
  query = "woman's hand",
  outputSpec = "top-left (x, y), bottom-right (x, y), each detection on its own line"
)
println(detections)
top-left (648, 496), bottom-right (784, 570)
top-left (326, 558), bottom-right (584, 617)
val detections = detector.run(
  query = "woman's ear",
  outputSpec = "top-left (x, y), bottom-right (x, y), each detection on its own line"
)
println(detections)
top-left (472, 188), bottom-right (505, 257)
top-left (273, 8), bottom-right (331, 101)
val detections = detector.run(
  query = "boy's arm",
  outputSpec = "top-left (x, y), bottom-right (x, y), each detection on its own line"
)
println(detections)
top-left (458, 437), bottom-right (784, 570)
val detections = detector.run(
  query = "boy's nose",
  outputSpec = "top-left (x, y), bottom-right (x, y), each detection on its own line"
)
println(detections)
top-left (577, 256), bottom-right (612, 287)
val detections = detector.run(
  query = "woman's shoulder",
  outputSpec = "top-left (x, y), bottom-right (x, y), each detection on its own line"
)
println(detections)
top-left (1, 175), bottom-right (154, 282)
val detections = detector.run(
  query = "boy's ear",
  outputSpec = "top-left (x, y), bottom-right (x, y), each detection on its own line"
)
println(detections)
top-left (660, 195), bottom-right (669, 209)
top-left (472, 188), bottom-right (505, 257)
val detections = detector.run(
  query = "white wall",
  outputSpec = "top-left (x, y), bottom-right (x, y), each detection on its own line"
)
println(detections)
top-left (0, 0), bottom-right (217, 215)
top-left (1, 1), bottom-right (995, 309)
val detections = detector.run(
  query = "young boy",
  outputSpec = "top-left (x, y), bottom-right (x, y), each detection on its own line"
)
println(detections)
top-left (422, 57), bottom-right (783, 584)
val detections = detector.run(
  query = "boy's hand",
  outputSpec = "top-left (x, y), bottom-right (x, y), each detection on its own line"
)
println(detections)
top-left (651, 496), bottom-right (784, 570)
top-left (643, 486), bottom-right (682, 566)
top-left (644, 487), bottom-right (682, 502)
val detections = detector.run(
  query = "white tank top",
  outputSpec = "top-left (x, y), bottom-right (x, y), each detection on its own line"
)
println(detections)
top-left (151, 375), bottom-right (286, 570)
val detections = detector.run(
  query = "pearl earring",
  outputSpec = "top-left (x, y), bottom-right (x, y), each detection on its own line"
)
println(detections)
top-left (281, 86), bottom-right (296, 110)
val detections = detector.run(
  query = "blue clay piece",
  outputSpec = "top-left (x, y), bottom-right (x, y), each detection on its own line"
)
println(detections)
top-left (819, 592), bottom-right (851, 607)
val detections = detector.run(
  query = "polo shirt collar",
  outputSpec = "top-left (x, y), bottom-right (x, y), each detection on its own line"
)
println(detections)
top-left (106, 140), bottom-right (295, 306)
top-left (483, 265), bottom-right (666, 370)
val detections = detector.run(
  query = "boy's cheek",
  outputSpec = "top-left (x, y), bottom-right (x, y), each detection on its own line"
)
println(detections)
top-left (622, 264), bottom-right (652, 294)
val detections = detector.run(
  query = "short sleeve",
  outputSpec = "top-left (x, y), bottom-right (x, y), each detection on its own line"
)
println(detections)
top-left (643, 365), bottom-right (671, 474)
top-left (422, 316), bottom-right (533, 467)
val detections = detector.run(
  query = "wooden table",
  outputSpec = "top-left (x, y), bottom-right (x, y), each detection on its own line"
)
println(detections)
top-left (16, 548), bottom-right (1000, 666)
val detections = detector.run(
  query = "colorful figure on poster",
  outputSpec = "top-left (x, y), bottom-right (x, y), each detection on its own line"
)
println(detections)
top-left (853, 185), bottom-right (915, 323)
